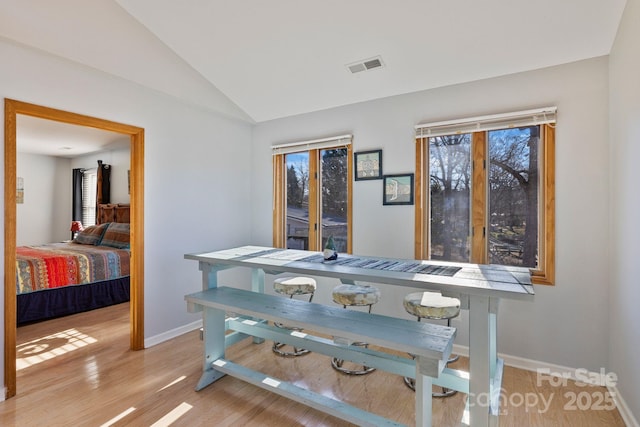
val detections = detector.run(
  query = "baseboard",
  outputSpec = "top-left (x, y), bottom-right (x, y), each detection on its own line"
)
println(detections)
top-left (609, 385), bottom-right (640, 427)
top-left (452, 343), bottom-right (469, 358)
top-left (452, 344), bottom-right (638, 426)
top-left (144, 319), bottom-right (202, 348)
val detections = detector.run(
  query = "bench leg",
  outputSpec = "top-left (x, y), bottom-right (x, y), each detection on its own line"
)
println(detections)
top-left (196, 306), bottom-right (227, 391)
top-left (415, 371), bottom-right (433, 427)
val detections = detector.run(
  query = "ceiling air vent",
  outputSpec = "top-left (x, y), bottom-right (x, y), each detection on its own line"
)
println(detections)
top-left (347, 55), bottom-right (384, 74)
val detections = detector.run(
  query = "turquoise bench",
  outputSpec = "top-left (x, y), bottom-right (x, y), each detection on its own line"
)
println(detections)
top-left (186, 286), bottom-right (456, 427)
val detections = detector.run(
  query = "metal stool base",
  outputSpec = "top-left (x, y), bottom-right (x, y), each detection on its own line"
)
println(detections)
top-left (403, 376), bottom-right (458, 397)
top-left (272, 321), bottom-right (310, 357)
top-left (272, 342), bottom-right (310, 357)
top-left (331, 357), bottom-right (375, 375)
top-left (331, 341), bottom-right (375, 375)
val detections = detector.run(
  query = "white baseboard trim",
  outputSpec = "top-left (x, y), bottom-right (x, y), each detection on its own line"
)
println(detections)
top-left (144, 319), bottom-right (202, 348)
top-left (609, 385), bottom-right (640, 427)
top-left (451, 344), bottom-right (638, 426)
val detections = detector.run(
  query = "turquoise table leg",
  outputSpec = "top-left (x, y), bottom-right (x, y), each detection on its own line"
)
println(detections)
top-left (469, 295), bottom-right (491, 427)
top-left (250, 268), bottom-right (266, 344)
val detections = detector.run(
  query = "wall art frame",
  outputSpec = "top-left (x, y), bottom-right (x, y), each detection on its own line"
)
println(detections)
top-left (354, 149), bottom-right (382, 181)
top-left (383, 173), bottom-right (414, 205)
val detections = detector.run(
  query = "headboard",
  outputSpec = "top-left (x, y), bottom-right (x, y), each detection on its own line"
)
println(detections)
top-left (97, 203), bottom-right (130, 224)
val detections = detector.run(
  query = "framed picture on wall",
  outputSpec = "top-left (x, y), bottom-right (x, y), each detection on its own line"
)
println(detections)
top-left (354, 149), bottom-right (382, 180)
top-left (383, 173), bottom-right (414, 205)
top-left (17, 177), bottom-right (24, 204)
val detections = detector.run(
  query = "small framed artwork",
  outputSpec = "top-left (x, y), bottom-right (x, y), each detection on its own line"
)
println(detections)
top-left (383, 173), bottom-right (414, 205)
top-left (354, 149), bottom-right (382, 180)
top-left (16, 177), bottom-right (24, 204)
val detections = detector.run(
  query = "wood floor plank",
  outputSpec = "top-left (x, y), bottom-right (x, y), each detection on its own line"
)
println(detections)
top-left (0, 303), bottom-right (626, 427)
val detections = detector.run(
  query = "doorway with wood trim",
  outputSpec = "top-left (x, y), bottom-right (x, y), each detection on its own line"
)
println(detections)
top-left (4, 99), bottom-right (145, 399)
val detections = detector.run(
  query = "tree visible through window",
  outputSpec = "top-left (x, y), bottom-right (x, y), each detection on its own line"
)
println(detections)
top-left (321, 148), bottom-right (349, 251)
top-left (273, 137), bottom-right (352, 253)
top-left (284, 152), bottom-right (310, 250)
top-left (429, 134), bottom-right (471, 262)
top-left (488, 127), bottom-right (539, 268)
top-left (415, 109), bottom-right (555, 285)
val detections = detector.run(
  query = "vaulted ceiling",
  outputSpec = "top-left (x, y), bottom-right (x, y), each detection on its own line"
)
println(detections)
top-left (0, 0), bottom-right (628, 124)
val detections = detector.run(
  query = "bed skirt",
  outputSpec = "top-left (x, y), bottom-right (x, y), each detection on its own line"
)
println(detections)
top-left (17, 276), bottom-right (130, 326)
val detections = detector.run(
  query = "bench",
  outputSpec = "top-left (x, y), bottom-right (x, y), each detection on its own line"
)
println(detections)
top-left (185, 286), bottom-right (456, 427)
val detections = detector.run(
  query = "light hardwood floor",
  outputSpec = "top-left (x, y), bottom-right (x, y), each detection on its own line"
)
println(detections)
top-left (1, 303), bottom-right (626, 426)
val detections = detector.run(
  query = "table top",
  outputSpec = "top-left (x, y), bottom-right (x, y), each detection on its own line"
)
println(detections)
top-left (185, 245), bottom-right (534, 300)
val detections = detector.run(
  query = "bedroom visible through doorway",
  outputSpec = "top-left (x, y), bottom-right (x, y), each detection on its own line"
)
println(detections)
top-left (4, 99), bottom-right (145, 399)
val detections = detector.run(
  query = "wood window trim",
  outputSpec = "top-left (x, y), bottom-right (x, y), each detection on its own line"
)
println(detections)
top-left (533, 124), bottom-right (555, 285)
top-left (273, 147), bottom-right (353, 253)
top-left (471, 132), bottom-right (487, 264)
top-left (414, 124), bottom-right (555, 285)
top-left (308, 152), bottom-right (320, 250)
top-left (272, 154), bottom-right (286, 248)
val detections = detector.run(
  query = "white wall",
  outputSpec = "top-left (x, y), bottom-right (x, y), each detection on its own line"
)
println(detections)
top-left (16, 152), bottom-right (71, 245)
top-left (252, 58), bottom-right (611, 374)
top-left (609, 0), bottom-right (640, 422)
top-left (1, 38), bottom-right (254, 390)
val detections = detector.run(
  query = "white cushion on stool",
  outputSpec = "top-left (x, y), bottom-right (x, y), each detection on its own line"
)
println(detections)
top-left (403, 291), bottom-right (460, 319)
top-left (332, 284), bottom-right (381, 306)
top-left (274, 276), bottom-right (317, 296)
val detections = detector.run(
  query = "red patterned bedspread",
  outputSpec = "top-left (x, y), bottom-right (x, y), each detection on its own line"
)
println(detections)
top-left (16, 242), bottom-right (130, 295)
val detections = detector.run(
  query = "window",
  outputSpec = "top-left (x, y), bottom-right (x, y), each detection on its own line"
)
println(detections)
top-left (273, 135), bottom-right (352, 253)
top-left (82, 168), bottom-right (97, 227)
top-left (414, 108), bottom-right (555, 285)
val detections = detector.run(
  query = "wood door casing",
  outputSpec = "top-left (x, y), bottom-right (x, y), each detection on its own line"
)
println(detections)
top-left (4, 99), bottom-right (145, 399)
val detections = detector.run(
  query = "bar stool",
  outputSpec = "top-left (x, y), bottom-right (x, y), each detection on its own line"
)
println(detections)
top-left (402, 291), bottom-right (460, 396)
top-left (272, 276), bottom-right (317, 357)
top-left (330, 283), bottom-right (381, 375)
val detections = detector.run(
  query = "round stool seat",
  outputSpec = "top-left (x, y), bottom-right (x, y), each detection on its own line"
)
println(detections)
top-left (274, 276), bottom-right (317, 296)
top-left (332, 284), bottom-right (381, 307)
top-left (403, 291), bottom-right (460, 320)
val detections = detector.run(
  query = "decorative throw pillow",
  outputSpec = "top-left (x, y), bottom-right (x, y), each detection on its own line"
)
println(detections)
top-left (100, 222), bottom-right (130, 249)
top-left (73, 223), bottom-right (109, 245)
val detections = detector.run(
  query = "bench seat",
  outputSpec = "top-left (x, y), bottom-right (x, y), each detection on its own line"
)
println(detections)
top-left (185, 286), bottom-right (457, 427)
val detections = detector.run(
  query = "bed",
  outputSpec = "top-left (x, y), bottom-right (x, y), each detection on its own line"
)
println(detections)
top-left (16, 204), bottom-right (131, 325)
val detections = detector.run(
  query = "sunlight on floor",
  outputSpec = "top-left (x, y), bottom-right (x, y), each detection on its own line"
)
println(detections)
top-left (96, 377), bottom-right (190, 426)
top-left (157, 376), bottom-right (187, 392)
top-left (100, 407), bottom-right (137, 427)
top-left (84, 356), bottom-right (101, 389)
top-left (461, 404), bottom-right (470, 426)
top-left (150, 402), bottom-right (193, 427)
top-left (16, 328), bottom-right (97, 370)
